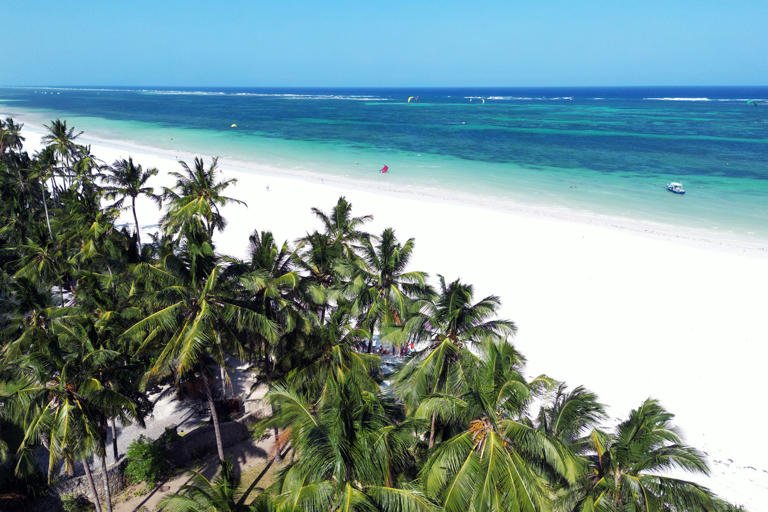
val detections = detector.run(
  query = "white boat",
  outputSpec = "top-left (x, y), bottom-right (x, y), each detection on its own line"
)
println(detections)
top-left (666, 182), bottom-right (685, 194)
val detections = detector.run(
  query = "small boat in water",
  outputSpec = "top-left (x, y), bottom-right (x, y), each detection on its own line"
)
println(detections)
top-left (666, 182), bottom-right (685, 194)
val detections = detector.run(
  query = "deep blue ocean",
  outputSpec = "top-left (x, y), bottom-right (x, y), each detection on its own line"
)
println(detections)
top-left (2, 85), bottom-right (767, 240)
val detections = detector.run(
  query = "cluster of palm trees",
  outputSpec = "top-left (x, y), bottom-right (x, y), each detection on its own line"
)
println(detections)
top-left (0, 118), bottom-right (743, 511)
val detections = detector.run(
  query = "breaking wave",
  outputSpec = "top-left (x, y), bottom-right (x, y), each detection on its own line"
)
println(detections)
top-left (22, 87), bottom-right (390, 101)
top-left (645, 97), bottom-right (767, 102)
top-left (484, 96), bottom-right (574, 101)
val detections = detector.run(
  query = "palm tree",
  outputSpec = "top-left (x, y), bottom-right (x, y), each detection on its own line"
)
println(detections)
top-left (13, 238), bottom-right (68, 306)
top-left (310, 196), bottom-right (372, 259)
top-left (535, 384), bottom-right (606, 455)
top-left (418, 340), bottom-right (580, 512)
top-left (3, 334), bottom-right (139, 512)
top-left (294, 231), bottom-right (343, 321)
top-left (235, 230), bottom-right (308, 370)
top-left (158, 460), bottom-right (250, 512)
top-left (75, 265), bottom-right (152, 462)
top-left (126, 250), bottom-right (278, 463)
top-left (102, 157), bottom-right (160, 251)
top-left (161, 157), bottom-right (245, 241)
top-left (0, 117), bottom-right (25, 155)
top-left (42, 119), bottom-right (83, 189)
top-left (256, 376), bottom-right (437, 512)
top-left (394, 277), bottom-right (516, 447)
top-left (0, 277), bottom-right (73, 360)
top-left (563, 399), bottom-right (719, 512)
top-left (28, 146), bottom-right (58, 239)
top-left (341, 228), bottom-right (430, 353)
top-left (294, 196), bottom-right (372, 324)
top-left (283, 308), bottom-right (379, 400)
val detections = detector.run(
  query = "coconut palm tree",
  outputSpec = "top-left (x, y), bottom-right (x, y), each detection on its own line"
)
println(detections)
top-left (74, 262), bottom-right (152, 462)
top-left (394, 277), bottom-right (516, 448)
top-left (13, 238), bottom-right (68, 306)
top-left (3, 333), bottom-right (140, 512)
top-left (341, 228), bottom-right (430, 353)
top-left (418, 340), bottom-right (581, 512)
top-left (294, 231), bottom-right (343, 321)
top-left (126, 249), bottom-right (278, 463)
top-left (535, 384), bottom-right (606, 455)
top-left (161, 157), bottom-right (245, 241)
top-left (0, 117), bottom-right (25, 155)
top-left (158, 460), bottom-right (250, 512)
top-left (102, 157), bottom-right (160, 251)
top-left (283, 307), bottom-right (379, 400)
top-left (26, 146), bottom-right (58, 239)
top-left (234, 230), bottom-right (309, 369)
top-left (256, 376), bottom-right (437, 512)
top-left (563, 399), bottom-right (719, 512)
top-left (0, 277), bottom-right (75, 360)
top-left (310, 196), bottom-right (372, 259)
top-left (42, 119), bottom-right (83, 189)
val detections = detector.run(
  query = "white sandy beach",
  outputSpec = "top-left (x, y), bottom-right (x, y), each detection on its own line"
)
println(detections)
top-left (17, 122), bottom-right (768, 509)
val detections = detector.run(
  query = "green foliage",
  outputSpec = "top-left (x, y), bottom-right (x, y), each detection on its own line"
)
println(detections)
top-left (124, 436), bottom-right (168, 485)
top-left (158, 459), bottom-right (249, 512)
top-left (158, 426), bottom-right (182, 444)
top-left (61, 494), bottom-right (96, 512)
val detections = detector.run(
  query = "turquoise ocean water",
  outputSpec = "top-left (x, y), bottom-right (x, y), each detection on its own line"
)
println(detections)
top-left (1, 86), bottom-right (767, 241)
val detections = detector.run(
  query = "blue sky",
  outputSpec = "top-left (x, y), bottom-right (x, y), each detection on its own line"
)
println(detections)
top-left (3, 0), bottom-right (766, 86)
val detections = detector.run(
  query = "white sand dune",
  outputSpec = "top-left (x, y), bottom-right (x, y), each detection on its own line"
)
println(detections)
top-left (18, 123), bottom-right (768, 510)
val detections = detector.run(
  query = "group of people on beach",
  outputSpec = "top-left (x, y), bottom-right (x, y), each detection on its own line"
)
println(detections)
top-left (376, 342), bottom-right (415, 356)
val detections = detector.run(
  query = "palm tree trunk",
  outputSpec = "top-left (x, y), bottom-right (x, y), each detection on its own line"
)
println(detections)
top-left (131, 196), bottom-right (141, 250)
top-left (217, 333), bottom-right (227, 399)
top-left (367, 324), bottom-right (375, 353)
top-left (221, 366), bottom-right (227, 398)
top-left (110, 418), bottom-right (119, 461)
top-left (40, 182), bottom-right (54, 240)
top-left (50, 174), bottom-right (59, 198)
top-left (100, 454), bottom-right (113, 512)
top-left (428, 411), bottom-right (437, 449)
top-left (200, 365), bottom-right (225, 462)
top-left (82, 458), bottom-right (103, 512)
top-left (16, 168), bottom-right (29, 209)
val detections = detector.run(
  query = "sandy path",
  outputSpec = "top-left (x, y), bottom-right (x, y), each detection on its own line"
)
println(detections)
top-left (114, 433), bottom-right (276, 512)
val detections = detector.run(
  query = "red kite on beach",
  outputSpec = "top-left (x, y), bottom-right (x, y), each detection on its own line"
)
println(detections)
top-left (380, 165), bottom-right (389, 173)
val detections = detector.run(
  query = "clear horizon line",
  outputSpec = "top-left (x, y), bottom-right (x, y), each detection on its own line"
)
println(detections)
top-left (2, 83), bottom-right (768, 89)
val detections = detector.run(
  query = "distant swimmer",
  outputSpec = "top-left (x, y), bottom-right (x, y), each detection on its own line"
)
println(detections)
top-left (379, 165), bottom-right (389, 174)
top-left (231, 123), bottom-right (237, 127)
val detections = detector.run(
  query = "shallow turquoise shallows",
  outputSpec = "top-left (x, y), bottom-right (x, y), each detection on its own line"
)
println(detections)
top-left (2, 85), bottom-right (767, 240)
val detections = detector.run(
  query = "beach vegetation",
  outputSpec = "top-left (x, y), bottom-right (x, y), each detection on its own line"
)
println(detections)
top-left (124, 436), bottom-right (168, 486)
